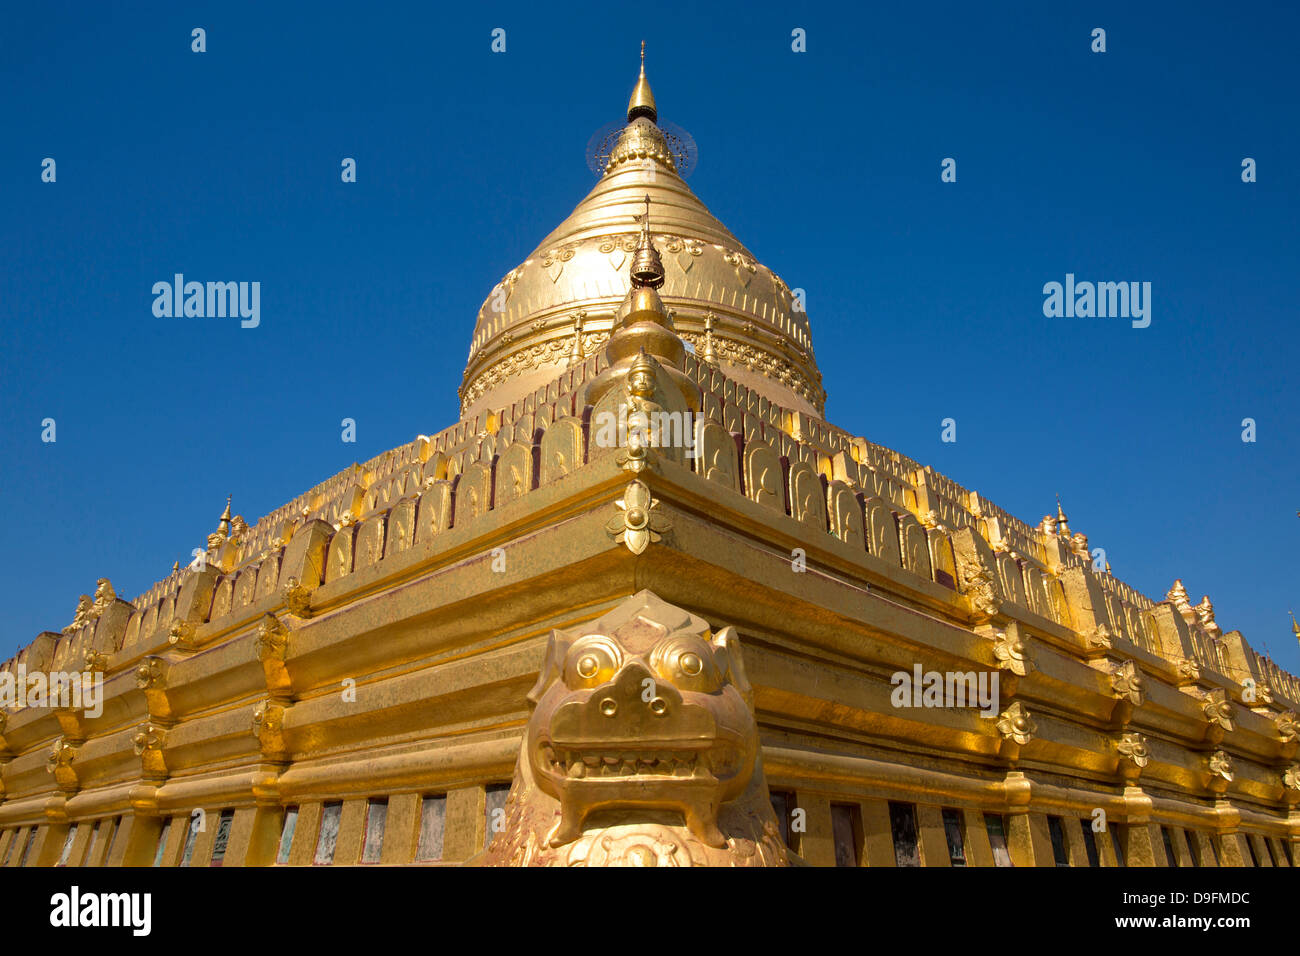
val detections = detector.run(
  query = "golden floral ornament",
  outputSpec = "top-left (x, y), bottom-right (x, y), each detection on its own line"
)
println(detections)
top-left (1282, 765), bottom-right (1300, 792)
top-left (82, 650), bottom-right (109, 674)
top-left (135, 656), bottom-right (167, 690)
top-left (1276, 710), bottom-right (1299, 745)
top-left (282, 577), bottom-right (313, 618)
top-left (598, 233), bottom-right (639, 271)
top-left (1247, 679), bottom-right (1274, 707)
top-left (1088, 623), bottom-right (1114, 652)
top-left (995, 702), bottom-right (1037, 746)
top-left (1178, 658), bottom-right (1202, 682)
top-left (132, 723), bottom-right (165, 756)
top-left (992, 629), bottom-right (1033, 677)
top-left (252, 699), bottom-right (288, 757)
top-left (48, 737), bottom-right (77, 767)
top-left (168, 618), bottom-right (196, 648)
top-left (1110, 659), bottom-right (1146, 707)
top-left (1116, 732), bottom-right (1150, 769)
top-left (541, 243), bottom-right (579, 283)
top-left (722, 251), bottom-right (757, 287)
top-left (47, 737), bottom-right (79, 787)
top-left (252, 699), bottom-right (283, 735)
top-left (1202, 688), bottom-right (1235, 732)
top-left (255, 614), bottom-right (289, 662)
top-left (661, 234), bottom-right (704, 274)
top-left (606, 480), bottom-right (670, 555)
top-left (1207, 750), bottom-right (1235, 782)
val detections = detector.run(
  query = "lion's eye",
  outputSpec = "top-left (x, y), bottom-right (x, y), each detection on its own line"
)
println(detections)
top-left (563, 637), bottom-right (621, 687)
top-left (650, 639), bottom-right (719, 692)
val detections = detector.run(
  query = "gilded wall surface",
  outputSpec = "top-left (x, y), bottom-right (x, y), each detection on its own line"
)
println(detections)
top-left (2, 53), bottom-right (1296, 870)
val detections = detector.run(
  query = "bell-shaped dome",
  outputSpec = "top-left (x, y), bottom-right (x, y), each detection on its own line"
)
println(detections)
top-left (460, 50), bottom-right (823, 420)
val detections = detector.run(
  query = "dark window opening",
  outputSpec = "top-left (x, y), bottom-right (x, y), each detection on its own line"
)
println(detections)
top-left (830, 804), bottom-right (862, 867)
top-left (1047, 816), bottom-right (1070, 866)
top-left (484, 784), bottom-right (511, 851)
top-left (276, 807), bottom-right (299, 865)
top-left (1110, 825), bottom-right (1126, 867)
top-left (769, 791), bottom-right (796, 850)
top-left (416, 795), bottom-right (447, 862)
top-left (1245, 835), bottom-right (1260, 867)
top-left (1160, 826), bottom-right (1177, 867)
top-left (1079, 819), bottom-right (1100, 868)
top-left (153, 819), bottom-right (172, 867)
top-left (361, 798), bottom-right (388, 864)
top-left (314, 801), bottom-right (342, 865)
top-left (210, 809), bottom-right (235, 866)
top-left (889, 802), bottom-right (921, 867)
top-left (941, 808), bottom-right (967, 866)
top-left (985, 813), bottom-right (1013, 867)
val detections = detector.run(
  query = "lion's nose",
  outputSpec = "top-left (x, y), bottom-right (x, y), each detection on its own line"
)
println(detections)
top-left (597, 661), bottom-right (668, 718)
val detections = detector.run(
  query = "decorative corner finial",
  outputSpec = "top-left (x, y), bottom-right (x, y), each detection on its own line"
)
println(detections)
top-left (1292, 610), bottom-right (1299, 645)
top-left (629, 194), bottom-right (665, 288)
top-left (208, 494), bottom-right (234, 551)
top-left (627, 41), bottom-right (657, 123)
top-left (1055, 494), bottom-right (1070, 535)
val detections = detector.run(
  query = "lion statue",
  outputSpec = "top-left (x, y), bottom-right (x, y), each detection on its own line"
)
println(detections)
top-left (475, 590), bottom-right (795, 866)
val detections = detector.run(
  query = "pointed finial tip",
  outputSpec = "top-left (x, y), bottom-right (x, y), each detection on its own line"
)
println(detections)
top-left (627, 42), bottom-right (657, 123)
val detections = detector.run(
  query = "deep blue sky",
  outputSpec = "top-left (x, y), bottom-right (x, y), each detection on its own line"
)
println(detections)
top-left (2, 2), bottom-right (1297, 676)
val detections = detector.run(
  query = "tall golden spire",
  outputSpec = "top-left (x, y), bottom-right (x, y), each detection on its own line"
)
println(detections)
top-left (627, 41), bottom-right (657, 123)
top-left (1292, 611), bottom-right (1299, 647)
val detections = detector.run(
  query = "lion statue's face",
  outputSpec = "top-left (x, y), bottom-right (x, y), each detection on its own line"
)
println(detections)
top-left (524, 599), bottom-right (757, 849)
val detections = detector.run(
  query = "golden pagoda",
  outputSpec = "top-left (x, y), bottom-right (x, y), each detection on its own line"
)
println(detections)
top-left (0, 50), bottom-right (1297, 869)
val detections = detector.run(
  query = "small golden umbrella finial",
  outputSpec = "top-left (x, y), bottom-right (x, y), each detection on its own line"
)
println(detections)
top-left (1055, 494), bottom-right (1070, 536)
top-left (1292, 611), bottom-right (1299, 646)
top-left (629, 194), bottom-right (665, 288)
top-left (627, 41), bottom-right (657, 123)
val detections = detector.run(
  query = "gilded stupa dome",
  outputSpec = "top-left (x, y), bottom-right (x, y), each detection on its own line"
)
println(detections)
top-left (460, 48), bottom-right (824, 420)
